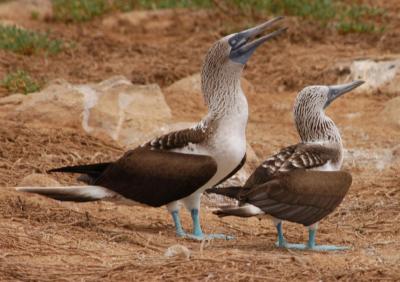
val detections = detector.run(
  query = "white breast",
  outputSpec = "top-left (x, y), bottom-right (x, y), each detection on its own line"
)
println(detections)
top-left (171, 113), bottom-right (247, 193)
top-left (311, 160), bottom-right (341, 172)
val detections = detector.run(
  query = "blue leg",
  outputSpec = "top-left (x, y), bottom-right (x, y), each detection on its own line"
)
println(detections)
top-left (275, 225), bottom-right (349, 251)
top-left (171, 210), bottom-right (186, 237)
top-left (275, 222), bottom-right (306, 249)
top-left (184, 209), bottom-right (234, 241)
top-left (305, 228), bottom-right (350, 251)
top-left (275, 222), bottom-right (286, 247)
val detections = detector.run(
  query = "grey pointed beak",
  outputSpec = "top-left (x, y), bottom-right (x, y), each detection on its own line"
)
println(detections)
top-left (325, 80), bottom-right (365, 108)
top-left (229, 16), bottom-right (286, 65)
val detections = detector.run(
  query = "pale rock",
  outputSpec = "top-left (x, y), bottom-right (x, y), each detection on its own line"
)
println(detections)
top-left (380, 96), bottom-right (400, 128)
top-left (102, 10), bottom-right (174, 32)
top-left (344, 58), bottom-right (400, 95)
top-left (344, 148), bottom-right (394, 171)
top-left (0, 93), bottom-right (25, 106)
top-left (18, 173), bottom-right (60, 187)
top-left (164, 244), bottom-right (191, 260)
top-left (8, 79), bottom-right (85, 129)
top-left (0, 0), bottom-right (52, 21)
top-left (0, 76), bottom-right (172, 147)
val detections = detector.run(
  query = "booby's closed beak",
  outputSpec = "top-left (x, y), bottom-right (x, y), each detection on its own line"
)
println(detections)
top-left (325, 80), bottom-right (365, 108)
top-left (229, 16), bottom-right (286, 65)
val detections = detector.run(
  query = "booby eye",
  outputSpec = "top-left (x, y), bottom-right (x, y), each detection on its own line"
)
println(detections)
top-left (228, 35), bottom-right (241, 48)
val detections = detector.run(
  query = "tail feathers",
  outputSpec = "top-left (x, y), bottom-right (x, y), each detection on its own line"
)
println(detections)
top-left (48, 162), bottom-right (111, 178)
top-left (206, 186), bottom-right (243, 200)
top-left (16, 186), bottom-right (116, 202)
top-left (213, 204), bottom-right (264, 218)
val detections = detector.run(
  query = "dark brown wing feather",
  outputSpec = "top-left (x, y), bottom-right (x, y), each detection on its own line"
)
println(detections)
top-left (241, 170), bottom-right (352, 226)
top-left (94, 146), bottom-right (217, 207)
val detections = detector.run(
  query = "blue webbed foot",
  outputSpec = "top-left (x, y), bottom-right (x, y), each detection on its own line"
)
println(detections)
top-left (276, 243), bottom-right (349, 251)
top-left (184, 233), bottom-right (234, 241)
top-left (187, 208), bottom-right (234, 241)
top-left (304, 228), bottom-right (349, 251)
top-left (275, 241), bottom-right (309, 249)
top-left (307, 244), bottom-right (350, 251)
top-left (275, 225), bottom-right (349, 251)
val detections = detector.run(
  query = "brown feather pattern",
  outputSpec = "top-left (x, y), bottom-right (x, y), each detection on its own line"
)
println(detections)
top-left (240, 170), bottom-right (352, 226)
top-left (243, 143), bottom-right (340, 189)
top-left (148, 126), bottom-right (209, 150)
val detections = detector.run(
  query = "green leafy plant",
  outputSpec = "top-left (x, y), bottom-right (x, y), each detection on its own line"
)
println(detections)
top-left (0, 25), bottom-right (63, 55)
top-left (228, 0), bottom-right (385, 33)
top-left (51, 0), bottom-right (109, 22)
top-left (336, 5), bottom-right (386, 34)
top-left (136, 0), bottom-right (212, 9)
top-left (50, 0), bottom-right (386, 34)
top-left (1, 70), bottom-right (41, 94)
top-left (51, 0), bottom-right (212, 22)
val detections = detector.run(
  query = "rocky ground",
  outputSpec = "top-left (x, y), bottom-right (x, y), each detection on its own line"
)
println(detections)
top-left (0, 0), bottom-right (399, 281)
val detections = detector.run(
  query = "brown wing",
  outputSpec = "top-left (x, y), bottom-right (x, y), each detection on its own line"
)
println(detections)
top-left (243, 143), bottom-right (339, 189)
top-left (241, 170), bottom-right (352, 226)
top-left (94, 146), bottom-right (217, 207)
top-left (148, 126), bottom-right (208, 150)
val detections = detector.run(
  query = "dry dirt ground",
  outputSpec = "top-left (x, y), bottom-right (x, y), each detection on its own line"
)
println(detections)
top-left (1, 1), bottom-right (400, 281)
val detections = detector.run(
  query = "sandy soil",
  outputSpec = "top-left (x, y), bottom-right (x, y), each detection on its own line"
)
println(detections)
top-left (0, 1), bottom-right (399, 281)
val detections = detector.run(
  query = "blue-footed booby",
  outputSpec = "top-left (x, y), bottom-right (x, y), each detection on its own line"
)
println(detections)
top-left (207, 80), bottom-right (364, 250)
top-left (16, 17), bottom-right (286, 240)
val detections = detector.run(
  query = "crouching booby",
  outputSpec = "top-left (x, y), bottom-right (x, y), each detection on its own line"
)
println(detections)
top-left (207, 80), bottom-right (364, 250)
top-left (16, 17), bottom-right (286, 240)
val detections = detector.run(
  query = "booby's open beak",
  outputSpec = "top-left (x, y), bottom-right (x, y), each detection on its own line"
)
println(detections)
top-left (229, 16), bottom-right (286, 65)
top-left (325, 80), bottom-right (365, 108)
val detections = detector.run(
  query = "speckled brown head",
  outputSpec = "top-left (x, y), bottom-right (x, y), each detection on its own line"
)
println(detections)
top-left (294, 80), bottom-right (365, 143)
top-left (201, 17), bottom-right (286, 115)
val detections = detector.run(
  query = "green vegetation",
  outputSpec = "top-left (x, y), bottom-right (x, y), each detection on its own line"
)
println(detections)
top-left (0, 25), bottom-right (63, 55)
top-left (229, 0), bottom-right (335, 22)
top-left (51, 0), bottom-right (212, 22)
top-left (336, 4), bottom-right (386, 34)
top-left (52, 0), bottom-right (109, 22)
top-left (49, 0), bottom-right (385, 33)
top-left (1, 70), bottom-right (41, 95)
top-left (227, 0), bottom-right (385, 33)
top-left (136, 0), bottom-right (212, 9)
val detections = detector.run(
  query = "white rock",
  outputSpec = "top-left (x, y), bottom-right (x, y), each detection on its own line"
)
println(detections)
top-left (344, 148), bottom-right (394, 171)
top-left (345, 58), bottom-right (400, 95)
top-left (0, 0), bottom-right (52, 21)
top-left (164, 244), bottom-right (190, 260)
top-left (0, 76), bottom-right (172, 147)
top-left (102, 10), bottom-right (174, 32)
top-left (380, 96), bottom-right (400, 128)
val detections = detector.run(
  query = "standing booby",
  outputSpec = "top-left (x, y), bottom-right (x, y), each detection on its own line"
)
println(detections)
top-left (16, 17), bottom-right (286, 240)
top-left (207, 80), bottom-right (364, 250)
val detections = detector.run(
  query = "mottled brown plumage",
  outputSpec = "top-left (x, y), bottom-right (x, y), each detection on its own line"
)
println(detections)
top-left (234, 170), bottom-right (352, 226)
top-left (209, 80), bottom-right (364, 250)
top-left (149, 125), bottom-right (210, 150)
top-left (17, 17), bottom-right (286, 240)
top-left (243, 142), bottom-right (341, 189)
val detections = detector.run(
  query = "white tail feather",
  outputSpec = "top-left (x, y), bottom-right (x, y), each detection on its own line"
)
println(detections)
top-left (16, 185), bottom-right (116, 201)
